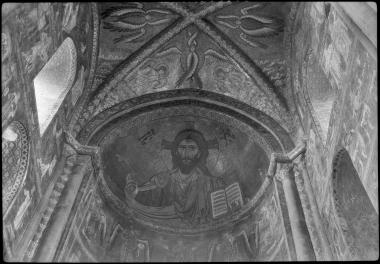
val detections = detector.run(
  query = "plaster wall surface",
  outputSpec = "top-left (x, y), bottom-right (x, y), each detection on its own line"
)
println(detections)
top-left (290, 2), bottom-right (378, 260)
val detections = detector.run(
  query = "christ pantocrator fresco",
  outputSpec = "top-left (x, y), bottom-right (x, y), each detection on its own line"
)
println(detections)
top-left (125, 129), bottom-right (230, 224)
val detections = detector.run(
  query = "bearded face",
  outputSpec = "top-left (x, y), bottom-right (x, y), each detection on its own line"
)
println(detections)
top-left (176, 138), bottom-right (201, 174)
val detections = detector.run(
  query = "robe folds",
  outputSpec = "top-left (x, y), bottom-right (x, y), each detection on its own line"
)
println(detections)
top-left (135, 167), bottom-right (225, 224)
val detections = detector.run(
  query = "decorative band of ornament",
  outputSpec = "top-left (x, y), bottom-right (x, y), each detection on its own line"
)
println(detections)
top-left (69, 3), bottom-right (99, 136)
top-left (90, 98), bottom-right (284, 152)
top-left (96, 105), bottom-right (273, 159)
top-left (286, 3), bottom-right (308, 134)
top-left (77, 89), bottom-right (294, 153)
top-left (24, 156), bottom-right (76, 261)
top-left (2, 121), bottom-right (30, 216)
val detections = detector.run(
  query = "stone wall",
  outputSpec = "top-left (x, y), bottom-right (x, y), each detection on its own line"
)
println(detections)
top-left (2, 3), bottom-right (95, 260)
top-left (291, 2), bottom-right (377, 260)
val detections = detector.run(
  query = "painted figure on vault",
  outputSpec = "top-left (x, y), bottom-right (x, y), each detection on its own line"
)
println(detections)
top-left (132, 129), bottom-right (225, 224)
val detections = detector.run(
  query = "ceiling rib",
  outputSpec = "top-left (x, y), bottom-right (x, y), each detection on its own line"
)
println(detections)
top-left (76, 2), bottom-right (293, 136)
top-left (91, 2), bottom-right (231, 100)
top-left (161, 2), bottom-right (289, 112)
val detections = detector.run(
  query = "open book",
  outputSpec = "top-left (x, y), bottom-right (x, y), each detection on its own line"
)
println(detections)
top-left (210, 182), bottom-right (243, 218)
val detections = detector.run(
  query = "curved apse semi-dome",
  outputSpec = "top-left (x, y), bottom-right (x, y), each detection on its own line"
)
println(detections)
top-left (85, 89), bottom-right (294, 236)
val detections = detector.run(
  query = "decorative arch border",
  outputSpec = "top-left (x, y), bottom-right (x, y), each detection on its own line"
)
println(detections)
top-left (2, 121), bottom-right (30, 216)
top-left (68, 3), bottom-right (100, 135)
top-left (95, 104), bottom-right (275, 224)
top-left (98, 105), bottom-right (274, 158)
top-left (79, 89), bottom-right (294, 151)
top-left (60, 37), bottom-right (78, 96)
top-left (285, 2), bottom-right (304, 129)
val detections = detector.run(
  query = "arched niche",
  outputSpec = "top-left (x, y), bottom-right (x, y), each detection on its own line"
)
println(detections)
top-left (33, 37), bottom-right (77, 135)
top-left (332, 148), bottom-right (378, 260)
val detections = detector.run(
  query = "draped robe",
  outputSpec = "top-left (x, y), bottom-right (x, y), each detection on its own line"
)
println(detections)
top-left (135, 167), bottom-right (225, 224)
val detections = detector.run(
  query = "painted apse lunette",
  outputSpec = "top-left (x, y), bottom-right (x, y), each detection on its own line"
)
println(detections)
top-left (59, 104), bottom-right (292, 262)
top-left (57, 107), bottom-right (291, 261)
top-left (101, 111), bottom-right (269, 227)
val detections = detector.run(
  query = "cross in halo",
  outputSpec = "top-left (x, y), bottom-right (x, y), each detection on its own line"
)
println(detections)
top-left (161, 121), bottom-right (219, 151)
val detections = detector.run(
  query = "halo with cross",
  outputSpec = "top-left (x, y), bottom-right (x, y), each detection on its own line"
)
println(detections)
top-left (161, 121), bottom-right (219, 169)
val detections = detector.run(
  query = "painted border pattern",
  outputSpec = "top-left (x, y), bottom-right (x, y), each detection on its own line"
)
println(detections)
top-left (69, 3), bottom-right (100, 136)
top-left (78, 89), bottom-right (294, 152)
top-left (3, 121), bottom-right (30, 216)
top-left (98, 105), bottom-right (273, 158)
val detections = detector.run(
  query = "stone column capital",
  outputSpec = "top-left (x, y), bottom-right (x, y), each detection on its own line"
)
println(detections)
top-left (275, 163), bottom-right (294, 182)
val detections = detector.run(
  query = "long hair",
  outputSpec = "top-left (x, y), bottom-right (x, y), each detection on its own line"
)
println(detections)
top-left (171, 129), bottom-right (208, 173)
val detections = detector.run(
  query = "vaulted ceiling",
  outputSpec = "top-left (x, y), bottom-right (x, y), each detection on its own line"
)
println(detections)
top-left (69, 2), bottom-right (298, 235)
top-left (72, 2), bottom-right (297, 141)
